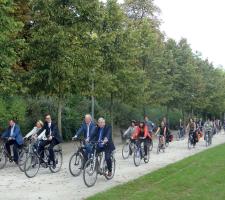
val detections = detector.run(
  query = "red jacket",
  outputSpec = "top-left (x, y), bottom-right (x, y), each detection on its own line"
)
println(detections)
top-left (132, 125), bottom-right (151, 139)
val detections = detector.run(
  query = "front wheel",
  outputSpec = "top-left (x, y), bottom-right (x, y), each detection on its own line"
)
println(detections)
top-left (69, 152), bottom-right (84, 176)
top-left (133, 147), bottom-right (141, 167)
top-left (122, 143), bottom-right (130, 159)
top-left (24, 153), bottom-right (40, 178)
top-left (83, 159), bottom-right (98, 187)
top-left (18, 148), bottom-right (28, 172)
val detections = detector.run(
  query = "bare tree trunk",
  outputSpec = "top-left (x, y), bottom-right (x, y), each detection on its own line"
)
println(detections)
top-left (110, 93), bottom-right (114, 135)
top-left (57, 98), bottom-right (63, 137)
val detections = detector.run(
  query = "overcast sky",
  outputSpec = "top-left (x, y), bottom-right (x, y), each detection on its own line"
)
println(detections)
top-left (114, 0), bottom-right (225, 67)
top-left (155, 0), bottom-right (225, 67)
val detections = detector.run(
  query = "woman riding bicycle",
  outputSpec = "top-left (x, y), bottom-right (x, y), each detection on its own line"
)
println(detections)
top-left (186, 118), bottom-right (197, 146)
top-left (132, 121), bottom-right (151, 159)
top-left (155, 121), bottom-right (167, 148)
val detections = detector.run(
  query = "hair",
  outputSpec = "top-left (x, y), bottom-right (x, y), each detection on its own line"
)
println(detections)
top-left (37, 120), bottom-right (44, 127)
top-left (85, 114), bottom-right (92, 120)
top-left (45, 113), bottom-right (51, 118)
top-left (98, 117), bottom-right (105, 123)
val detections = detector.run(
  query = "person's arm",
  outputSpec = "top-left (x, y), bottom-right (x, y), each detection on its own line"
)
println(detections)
top-left (24, 127), bottom-right (37, 138)
top-left (123, 127), bottom-right (131, 137)
top-left (104, 126), bottom-right (112, 143)
top-left (12, 125), bottom-right (20, 139)
top-left (74, 124), bottom-right (84, 138)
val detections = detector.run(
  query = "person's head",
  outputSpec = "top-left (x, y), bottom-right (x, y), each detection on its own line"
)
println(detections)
top-left (139, 121), bottom-right (145, 128)
top-left (161, 121), bottom-right (165, 127)
top-left (45, 114), bottom-right (52, 123)
top-left (144, 116), bottom-right (148, 121)
top-left (85, 114), bottom-right (92, 125)
top-left (131, 120), bottom-right (136, 127)
top-left (190, 118), bottom-right (193, 123)
top-left (98, 117), bottom-right (106, 128)
top-left (36, 120), bottom-right (44, 128)
top-left (8, 119), bottom-right (16, 127)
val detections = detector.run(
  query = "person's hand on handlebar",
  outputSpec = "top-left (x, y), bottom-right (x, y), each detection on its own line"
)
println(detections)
top-left (72, 135), bottom-right (78, 141)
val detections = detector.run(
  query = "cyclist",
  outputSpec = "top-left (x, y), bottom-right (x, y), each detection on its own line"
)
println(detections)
top-left (72, 114), bottom-right (96, 161)
top-left (24, 120), bottom-right (44, 140)
top-left (186, 118), bottom-right (197, 146)
top-left (204, 118), bottom-right (213, 141)
top-left (1, 119), bottom-right (24, 164)
top-left (90, 117), bottom-right (115, 177)
top-left (36, 114), bottom-right (62, 168)
top-left (155, 121), bottom-right (167, 149)
top-left (132, 121), bottom-right (151, 159)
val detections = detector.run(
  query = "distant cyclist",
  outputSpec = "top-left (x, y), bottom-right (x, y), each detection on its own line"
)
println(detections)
top-left (186, 118), bottom-right (197, 146)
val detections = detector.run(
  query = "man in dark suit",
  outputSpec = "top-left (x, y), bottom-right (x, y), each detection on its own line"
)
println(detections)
top-left (1, 119), bottom-right (24, 164)
top-left (72, 114), bottom-right (96, 161)
top-left (90, 117), bottom-right (115, 176)
top-left (37, 114), bottom-right (62, 167)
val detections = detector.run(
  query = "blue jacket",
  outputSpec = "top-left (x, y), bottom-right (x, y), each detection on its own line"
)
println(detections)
top-left (75, 121), bottom-right (96, 139)
top-left (90, 125), bottom-right (115, 151)
top-left (1, 124), bottom-right (24, 145)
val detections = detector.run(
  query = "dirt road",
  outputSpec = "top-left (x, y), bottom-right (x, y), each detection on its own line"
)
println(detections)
top-left (0, 131), bottom-right (224, 200)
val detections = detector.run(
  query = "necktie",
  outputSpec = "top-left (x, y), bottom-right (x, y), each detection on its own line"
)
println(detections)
top-left (87, 124), bottom-right (90, 139)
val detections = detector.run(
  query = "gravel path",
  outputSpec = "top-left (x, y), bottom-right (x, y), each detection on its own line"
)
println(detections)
top-left (0, 131), bottom-right (224, 200)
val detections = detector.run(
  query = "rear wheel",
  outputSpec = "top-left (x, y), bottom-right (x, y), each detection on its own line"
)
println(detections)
top-left (0, 151), bottom-right (7, 169)
top-left (133, 147), bottom-right (141, 167)
top-left (69, 152), bottom-right (84, 176)
top-left (83, 159), bottom-right (98, 187)
top-left (49, 150), bottom-right (63, 173)
top-left (104, 156), bottom-right (116, 180)
top-left (122, 143), bottom-right (130, 159)
top-left (24, 153), bottom-right (40, 178)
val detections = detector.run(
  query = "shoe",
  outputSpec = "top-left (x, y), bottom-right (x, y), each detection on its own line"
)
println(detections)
top-left (107, 172), bottom-right (112, 177)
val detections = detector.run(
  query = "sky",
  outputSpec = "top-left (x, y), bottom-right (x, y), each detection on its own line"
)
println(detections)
top-left (114, 0), bottom-right (225, 67)
top-left (154, 0), bottom-right (225, 67)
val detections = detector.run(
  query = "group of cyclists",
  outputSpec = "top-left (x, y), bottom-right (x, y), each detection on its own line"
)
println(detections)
top-left (0, 112), bottom-right (224, 187)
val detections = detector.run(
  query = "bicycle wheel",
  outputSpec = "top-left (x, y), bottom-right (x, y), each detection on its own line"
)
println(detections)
top-left (24, 153), bottom-right (40, 178)
top-left (0, 151), bottom-right (7, 169)
top-left (149, 140), bottom-right (153, 151)
top-left (122, 143), bottom-right (130, 159)
top-left (133, 147), bottom-right (141, 167)
top-left (18, 148), bottom-right (28, 172)
top-left (205, 134), bottom-right (209, 147)
top-left (104, 156), bottom-right (116, 180)
top-left (83, 159), bottom-right (98, 187)
top-left (49, 150), bottom-right (63, 173)
top-left (69, 152), bottom-right (84, 176)
top-left (144, 146), bottom-right (150, 163)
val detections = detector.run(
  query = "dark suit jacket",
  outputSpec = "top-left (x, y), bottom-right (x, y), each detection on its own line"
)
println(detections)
top-left (90, 125), bottom-right (115, 151)
top-left (37, 122), bottom-right (62, 143)
top-left (75, 121), bottom-right (96, 139)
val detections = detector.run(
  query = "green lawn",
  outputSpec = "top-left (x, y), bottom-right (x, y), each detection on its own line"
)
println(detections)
top-left (87, 144), bottom-right (225, 200)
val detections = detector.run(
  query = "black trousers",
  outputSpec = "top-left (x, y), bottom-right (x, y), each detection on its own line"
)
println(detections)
top-left (37, 138), bottom-right (59, 163)
top-left (97, 146), bottom-right (113, 173)
top-left (5, 140), bottom-right (20, 162)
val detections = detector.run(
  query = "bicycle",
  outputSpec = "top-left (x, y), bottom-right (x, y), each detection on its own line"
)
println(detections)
top-left (204, 130), bottom-right (212, 147)
top-left (122, 138), bottom-right (135, 159)
top-left (157, 135), bottom-right (165, 154)
top-left (24, 140), bottom-right (63, 178)
top-left (83, 141), bottom-right (116, 187)
top-left (69, 138), bottom-right (87, 177)
top-left (133, 137), bottom-right (150, 166)
top-left (188, 131), bottom-right (196, 149)
top-left (0, 138), bottom-right (26, 170)
top-left (177, 127), bottom-right (185, 140)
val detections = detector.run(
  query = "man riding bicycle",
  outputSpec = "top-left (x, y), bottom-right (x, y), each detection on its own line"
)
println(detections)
top-left (1, 119), bottom-right (24, 164)
top-left (72, 114), bottom-right (96, 162)
top-left (186, 118), bottom-right (197, 146)
top-left (90, 117), bottom-right (115, 177)
top-left (204, 119), bottom-right (213, 140)
top-left (36, 114), bottom-right (62, 168)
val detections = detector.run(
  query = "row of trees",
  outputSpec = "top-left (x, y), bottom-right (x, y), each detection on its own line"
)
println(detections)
top-left (1, 0), bottom-right (225, 138)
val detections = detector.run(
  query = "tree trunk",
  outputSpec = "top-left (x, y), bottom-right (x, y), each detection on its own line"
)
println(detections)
top-left (57, 98), bottom-right (63, 137)
top-left (110, 93), bottom-right (114, 135)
